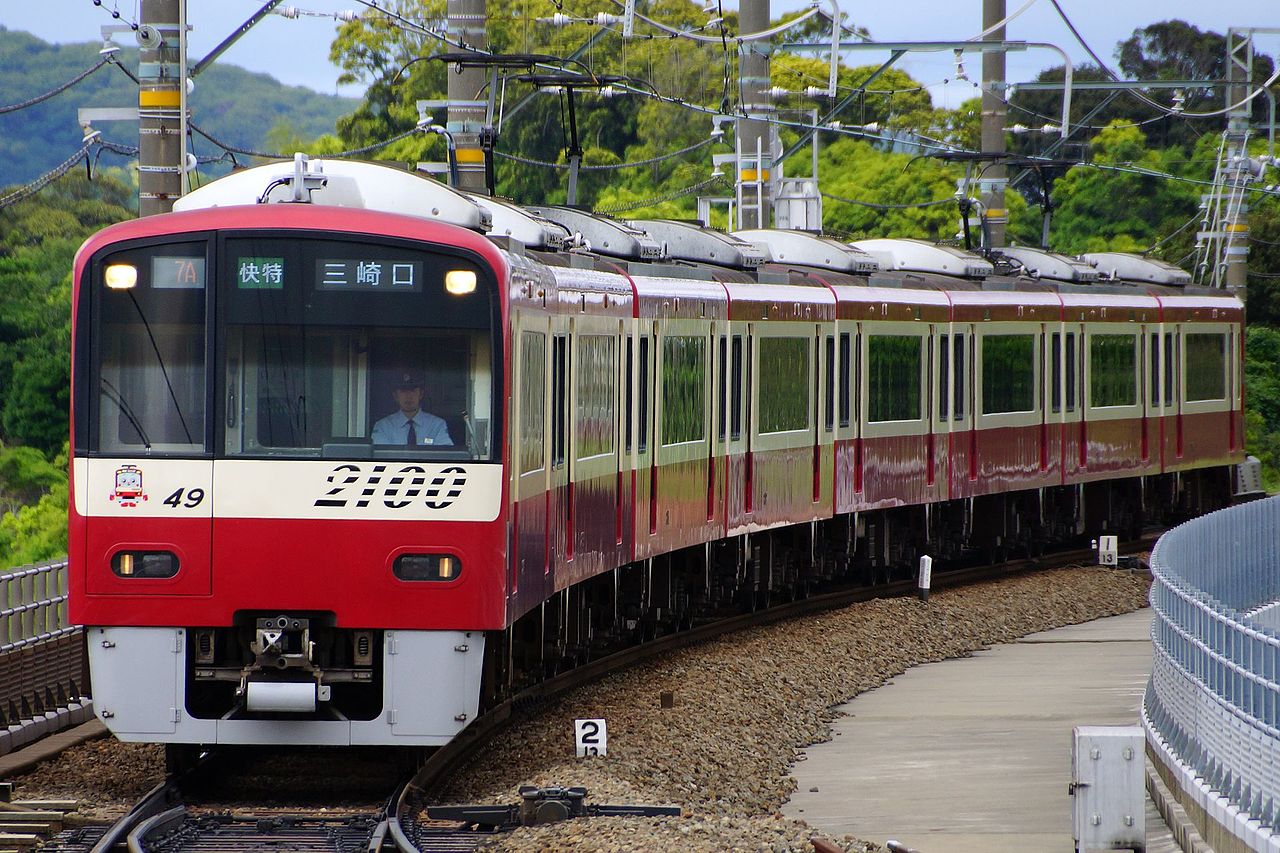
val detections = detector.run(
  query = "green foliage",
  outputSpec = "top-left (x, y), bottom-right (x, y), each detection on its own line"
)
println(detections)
top-left (819, 139), bottom-right (959, 239)
top-left (1246, 326), bottom-right (1280, 492)
top-left (0, 442), bottom-right (67, 569)
top-left (0, 27), bottom-right (357, 186)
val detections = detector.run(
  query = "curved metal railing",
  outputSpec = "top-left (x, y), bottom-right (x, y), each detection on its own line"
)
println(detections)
top-left (1145, 495), bottom-right (1280, 840)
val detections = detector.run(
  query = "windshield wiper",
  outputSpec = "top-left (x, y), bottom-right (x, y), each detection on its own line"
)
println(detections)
top-left (99, 377), bottom-right (152, 449)
top-left (127, 290), bottom-right (194, 445)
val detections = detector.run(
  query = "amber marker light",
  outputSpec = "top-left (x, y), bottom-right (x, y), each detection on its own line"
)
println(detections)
top-left (104, 263), bottom-right (138, 290)
top-left (445, 269), bottom-right (477, 296)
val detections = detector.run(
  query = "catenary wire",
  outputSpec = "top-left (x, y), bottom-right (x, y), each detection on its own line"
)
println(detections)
top-left (0, 58), bottom-right (111, 114)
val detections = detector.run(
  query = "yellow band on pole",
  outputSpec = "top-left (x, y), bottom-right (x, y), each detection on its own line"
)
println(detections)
top-left (139, 89), bottom-right (182, 108)
top-left (454, 148), bottom-right (486, 164)
top-left (1226, 223), bottom-right (1250, 233)
top-left (740, 169), bottom-right (770, 181)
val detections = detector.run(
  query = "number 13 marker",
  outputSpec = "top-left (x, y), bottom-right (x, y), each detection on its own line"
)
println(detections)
top-left (574, 718), bottom-right (607, 757)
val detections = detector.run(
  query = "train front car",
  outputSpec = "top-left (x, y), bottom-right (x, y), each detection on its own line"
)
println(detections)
top-left (69, 163), bottom-right (509, 747)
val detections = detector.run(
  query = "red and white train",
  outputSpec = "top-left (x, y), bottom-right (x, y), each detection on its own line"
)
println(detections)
top-left (69, 157), bottom-right (1244, 750)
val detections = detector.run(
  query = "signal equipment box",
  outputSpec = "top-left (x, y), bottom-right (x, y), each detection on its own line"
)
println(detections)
top-left (1070, 725), bottom-right (1146, 852)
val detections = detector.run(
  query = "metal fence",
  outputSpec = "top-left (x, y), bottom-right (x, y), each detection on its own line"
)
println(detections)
top-left (1145, 495), bottom-right (1280, 839)
top-left (0, 559), bottom-right (88, 727)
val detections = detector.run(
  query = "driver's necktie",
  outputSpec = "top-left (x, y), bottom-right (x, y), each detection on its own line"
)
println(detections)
top-left (407, 419), bottom-right (418, 447)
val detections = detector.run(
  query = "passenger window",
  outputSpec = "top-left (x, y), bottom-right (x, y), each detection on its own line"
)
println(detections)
top-left (838, 332), bottom-right (851, 428)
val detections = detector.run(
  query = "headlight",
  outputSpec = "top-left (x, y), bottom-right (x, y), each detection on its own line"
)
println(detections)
top-left (111, 551), bottom-right (179, 578)
top-left (393, 554), bottom-right (461, 581)
top-left (104, 263), bottom-right (138, 290)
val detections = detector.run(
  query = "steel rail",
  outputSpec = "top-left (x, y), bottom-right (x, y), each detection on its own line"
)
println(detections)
top-left (393, 532), bottom-right (1159, 835)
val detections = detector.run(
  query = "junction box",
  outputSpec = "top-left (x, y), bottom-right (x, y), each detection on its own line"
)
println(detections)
top-left (1070, 725), bottom-right (1145, 852)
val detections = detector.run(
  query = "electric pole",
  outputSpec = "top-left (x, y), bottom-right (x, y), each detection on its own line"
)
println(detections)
top-left (980, 0), bottom-right (1007, 248)
top-left (138, 0), bottom-right (185, 216)
top-left (447, 0), bottom-right (489, 193)
top-left (737, 0), bottom-right (772, 228)
top-left (1222, 29), bottom-right (1253, 291)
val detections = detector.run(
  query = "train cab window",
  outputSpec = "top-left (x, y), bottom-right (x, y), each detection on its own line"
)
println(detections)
top-left (1090, 334), bottom-right (1138, 407)
top-left (519, 332), bottom-right (546, 473)
top-left (661, 335), bottom-right (706, 444)
top-left (838, 332), bottom-right (851, 428)
top-left (981, 334), bottom-right (1035, 414)
top-left (758, 337), bottom-right (810, 433)
top-left (219, 236), bottom-right (497, 461)
top-left (1065, 333), bottom-right (1077, 412)
top-left (868, 335), bottom-right (922, 422)
top-left (89, 242), bottom-right (208, 454)
top-left (1186, 333), bottom-right (1227, 401)
top-left (731, 336), bottom-right (744, 439)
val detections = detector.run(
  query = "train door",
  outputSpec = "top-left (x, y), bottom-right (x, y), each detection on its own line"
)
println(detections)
top-left (725, 324), bottom-right (750, 534)
top-left (633, 323), bottom-right (657, 555)
top-left (956, 324), bottom-right (975, 484)
top-left (549, 322), bottom-right (572, 580)
top-left (1048, 327), bottom-right (1068, 482)
top-left (512, 313), bottom-right (551, 605)
top-left (1066, 323), bottom-right (1085, 474)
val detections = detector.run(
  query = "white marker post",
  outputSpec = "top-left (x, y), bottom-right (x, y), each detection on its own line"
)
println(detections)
top-left (917, 555), bottom-right (932, 602)
top-left (574, 719), bottom-right (607, 757)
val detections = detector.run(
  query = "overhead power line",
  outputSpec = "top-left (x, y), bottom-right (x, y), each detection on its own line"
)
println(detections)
top-left (495, 137), bottom-right (714, 170)
top-left (189, 122), bottom-right (427, 160)
top-left (0, 58), bottom-right (111, 114)
top-left (0, 142), bottom-right (95, 210)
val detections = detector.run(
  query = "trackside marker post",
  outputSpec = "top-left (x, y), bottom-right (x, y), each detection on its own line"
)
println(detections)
top-left (575, 719), bottom-right (607, 757)
top-left (917, 555), bottom-right (932, 602)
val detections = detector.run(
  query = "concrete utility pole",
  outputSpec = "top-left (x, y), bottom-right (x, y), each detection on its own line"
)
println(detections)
top-left (979, 0), bottom-right (1007, 248)
top-left (1222, 29), bottom-right (1253, 291)
top-left (737, 0), bottom-right (773, 228)
top-left (447, 0), bottom-right (488, 193)
top-left (138, 0), bottom-right (185, 216)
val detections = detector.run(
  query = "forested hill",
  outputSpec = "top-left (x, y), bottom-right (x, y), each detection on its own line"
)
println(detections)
top-left (0, 27), bottom-right (357, 187)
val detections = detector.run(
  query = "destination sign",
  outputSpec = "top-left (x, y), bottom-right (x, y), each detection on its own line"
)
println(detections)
top-left (315, 259), bottom-right (423, 292)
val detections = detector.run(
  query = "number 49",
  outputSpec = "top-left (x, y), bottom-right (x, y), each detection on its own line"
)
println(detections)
top-left (163, 488), bottom-right (205, 509)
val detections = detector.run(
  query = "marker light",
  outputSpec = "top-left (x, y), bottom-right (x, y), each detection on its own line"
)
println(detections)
top-left (445, 269), bottom-right (477, 296)
top-left (104, 263), bottom-right (138, 290)
top-left (111, 551), bottom-right (179, 578)
top-left (393, 554), bottom-right (462, 581)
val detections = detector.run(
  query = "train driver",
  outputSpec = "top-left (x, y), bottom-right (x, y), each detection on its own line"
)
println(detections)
top-left (371, 371), bottom-right (454, 447)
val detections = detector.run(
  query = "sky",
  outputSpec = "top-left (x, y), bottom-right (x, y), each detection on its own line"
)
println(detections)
top-left (3, 0), bottom-right (1278, 105)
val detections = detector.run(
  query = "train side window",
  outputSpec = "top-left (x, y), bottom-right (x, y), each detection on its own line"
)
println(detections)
top-left (824, 335), bottom-right (835, 433)
top-left (625, 337), bottom-right (633, 453)
top-left (745, 335), bottom-right (754, 436)
top-left (953, 333), bottom-right (965, 420)
top-left (758, 336), bottom-right (810, 433)
top-left (718, 335), bottom-right (728, 442)
top-left (1150, 333), bottom-right (1160, 407)
top-left (1065, 332), bottom-right (1077, 412)
top-left (1186, 333), bottom-right (1227, 401)
top-left (576, 334), bottom-right (615, 459)
top-left (638, 336), bottom-right (650, 452)
top-left (1164, 332), bottom-right (1175, 406)
top-left (1051, 333), bottom-right (1062, 413)
top-left (1090, 333), bottom-right (1138, 407)
top-left (661, 335), bottom-right (706, 444)
top-left (730, 335), bottom-right (743, 440)
top-left (551, 335), bottom-right (568, 466)
top-left (982, 334), bottom-right (1036, 414)
top-left (939, 334), bottom-right (950, 420)
top-left (867, 335), bottom-right (922, 422)
top-left (519, 331), bottom-right (546, 473)
top-left (838, 332), bottom-right (851, 427)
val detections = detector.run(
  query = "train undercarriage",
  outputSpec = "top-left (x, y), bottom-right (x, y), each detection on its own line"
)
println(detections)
top-left (485, 467), bottom-right (1233, 707)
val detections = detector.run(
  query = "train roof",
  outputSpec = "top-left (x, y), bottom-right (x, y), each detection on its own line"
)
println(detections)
top-left (996, 247), bottom-right (1100, 284)
top-left (1080, 252), bottom-right (1193, 287)
top-left (732, 229), bottom-right (882, 274)
top-left (851, 239), bottom-right (995, 278)
top-left (174, 155), bottom-right (492, 232)
top-left (631, 220), bottom-right (769, 270)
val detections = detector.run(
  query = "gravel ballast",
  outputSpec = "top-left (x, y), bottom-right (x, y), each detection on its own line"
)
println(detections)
top-left (7, 566), bottom-right (1151, 850)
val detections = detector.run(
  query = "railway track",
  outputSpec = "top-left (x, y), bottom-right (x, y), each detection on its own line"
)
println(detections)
top-left (392, 534), bottom-right (1157, 829)
top-left (28, 536), bottom-right (1154, 853)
